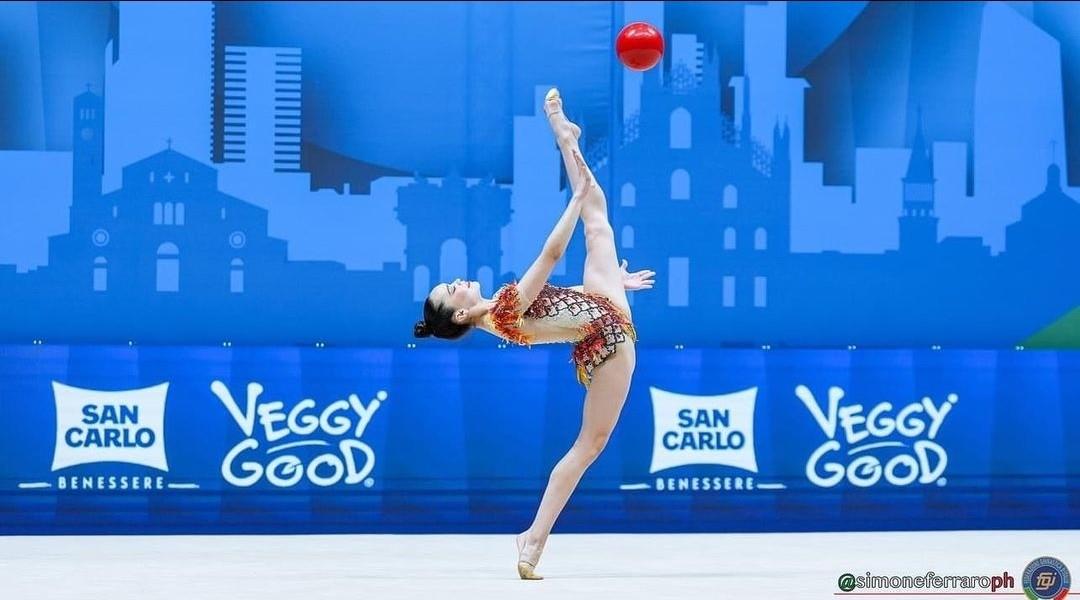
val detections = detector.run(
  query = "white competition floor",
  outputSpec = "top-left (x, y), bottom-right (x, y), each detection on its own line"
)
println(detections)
top-left (1, 530), bottom-right (1076, 600)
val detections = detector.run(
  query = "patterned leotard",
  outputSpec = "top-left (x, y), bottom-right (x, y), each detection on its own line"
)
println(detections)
top-left (487, 283), bottom-right (636, 387)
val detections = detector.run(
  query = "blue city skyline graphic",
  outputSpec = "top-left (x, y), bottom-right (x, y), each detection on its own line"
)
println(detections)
top-left (1, 1), bottom-right (1079, 347)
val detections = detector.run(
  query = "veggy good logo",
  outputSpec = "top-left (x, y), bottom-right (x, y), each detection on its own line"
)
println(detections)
top-left (796, 385), bottom-right (957, 488)
top-left (212, 381), bottom-right (383, 488)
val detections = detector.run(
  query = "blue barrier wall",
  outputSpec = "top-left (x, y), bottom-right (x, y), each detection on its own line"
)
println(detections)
top-left (1, 345), bottom-right (1076, 534)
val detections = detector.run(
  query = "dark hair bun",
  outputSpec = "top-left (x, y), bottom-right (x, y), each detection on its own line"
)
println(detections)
top-left (413, 320), bottom-right (432, 338)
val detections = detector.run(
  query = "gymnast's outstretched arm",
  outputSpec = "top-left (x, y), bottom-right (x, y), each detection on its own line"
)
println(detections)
top-left (514, 187), bottom-right (586, 311)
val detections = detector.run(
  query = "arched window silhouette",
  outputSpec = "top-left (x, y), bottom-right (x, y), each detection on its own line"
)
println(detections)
top-left (755, 227), bottom-right (768, 250)
top-left (175, 202), bottom-right (185, 226)
top-left (156, 242), bottom-right (179, 292)
top-left (724, 227), bottom-right (736, 250)
top-left (622, 225), bottom-right (635, 249)
top-left (164, 202), bottom-right (175, 225)
top-left (230, 258), bottom-right (244, 293)
top-left (671, 169), bottom-right (690, 200)
top-left (413, 266), bottom-right (431, 302)
top-left (621, 182), bottom-right (636, 207)
top-left (153, 202), bottom-right (163, 225)
top-left (670, 107), bottom-right (691, 149)
top-left (93, 257), bottom-right (107, 292)
top-left (723, 184), bottom-right (738, 208)
top-left (477, 266), bottom-right (494, 295)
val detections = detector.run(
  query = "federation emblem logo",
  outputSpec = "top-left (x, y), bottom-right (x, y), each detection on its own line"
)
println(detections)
top-left (1023, 556), bottom-right (1071, 600)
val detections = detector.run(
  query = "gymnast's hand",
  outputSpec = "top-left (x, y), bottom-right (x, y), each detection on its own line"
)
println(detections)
top-left (620, 260), bottom-right (655, 291)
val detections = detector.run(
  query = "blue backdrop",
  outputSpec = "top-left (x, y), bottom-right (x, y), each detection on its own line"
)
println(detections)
top-left (1, 1), bottom-right (1080, 347)
top-left (1, 346), bottom-right (1076, 534)
top-left (1, 1), bottom-right (1079, 535)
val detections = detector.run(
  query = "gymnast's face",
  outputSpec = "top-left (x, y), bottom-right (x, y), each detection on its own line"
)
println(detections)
top-left (428, 279), bottom-right (482, 323)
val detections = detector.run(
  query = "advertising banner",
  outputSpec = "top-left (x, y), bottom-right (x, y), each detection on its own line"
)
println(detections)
top-left (0, 346), bottom-right (1076, 534)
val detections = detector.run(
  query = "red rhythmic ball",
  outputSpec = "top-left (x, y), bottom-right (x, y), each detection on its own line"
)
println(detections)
top-left (616, 21), bottom-right (664, 71)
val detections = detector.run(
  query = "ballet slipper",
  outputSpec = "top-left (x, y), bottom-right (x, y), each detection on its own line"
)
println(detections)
top-left (544, 88), bottom-right (581, 141)
top-left (515, 532), bottom-right (544, 580)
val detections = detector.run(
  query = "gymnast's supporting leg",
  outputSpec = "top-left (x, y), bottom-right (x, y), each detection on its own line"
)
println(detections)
top-left (517, 347), bottom-right (636, 578)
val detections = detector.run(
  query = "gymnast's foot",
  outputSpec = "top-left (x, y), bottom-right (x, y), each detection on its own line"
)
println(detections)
top-left (515, 531), bottom-right (545, 580)
top-left (544, 88), bottom-right (581, 143)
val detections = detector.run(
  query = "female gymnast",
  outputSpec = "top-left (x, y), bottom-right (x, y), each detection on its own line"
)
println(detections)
top-left (413, 88), bottom-right (654, 580)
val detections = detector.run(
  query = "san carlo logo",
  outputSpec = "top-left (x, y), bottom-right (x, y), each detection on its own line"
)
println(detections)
top-left (619, 386), bottom-right (787, 493)
top-left (17, 381), bottom-right (193, 491)
top-left (796, 385), bottom-right (957, 488)
top-left (211, 380), bottom-right (384, 488)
